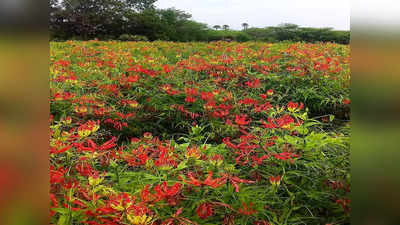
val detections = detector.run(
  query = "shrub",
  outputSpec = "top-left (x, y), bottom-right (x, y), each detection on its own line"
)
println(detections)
top-left (118, 34), bottom-right (149, 41)
top-left (236, 32), bottom-right (252, 42)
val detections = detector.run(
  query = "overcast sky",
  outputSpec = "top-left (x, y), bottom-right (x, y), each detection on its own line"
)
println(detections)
top-left (155, 0), bottom-right (350, 30)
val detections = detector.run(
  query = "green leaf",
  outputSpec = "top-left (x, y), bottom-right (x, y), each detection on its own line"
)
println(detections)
top-left (52, 208), bottom-right (70, 214)
top-left (57, 214), bottom-right (71, 225)
top-left (177, 161), bottom-right (187, 170)
top-left (143, 173), bottom-right (160, 180)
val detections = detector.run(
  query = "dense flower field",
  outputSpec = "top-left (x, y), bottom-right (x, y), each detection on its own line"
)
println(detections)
top-left (50, 41), bottom-right (350, 225)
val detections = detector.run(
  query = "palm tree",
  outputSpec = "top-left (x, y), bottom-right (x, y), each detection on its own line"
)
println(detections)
top-left (242, 23), bottom-right (249, 31)
top-left (213, 25), bottom-right (221, 30)
top-left (222, 25), bottom-right (229, 30)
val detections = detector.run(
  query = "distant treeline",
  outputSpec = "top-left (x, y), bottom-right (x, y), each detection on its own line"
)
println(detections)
top-left (50, 0), bottom-right (349, 44)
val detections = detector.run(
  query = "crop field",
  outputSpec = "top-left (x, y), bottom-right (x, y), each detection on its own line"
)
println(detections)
top-left (50, 41), bottom-right (350, 225)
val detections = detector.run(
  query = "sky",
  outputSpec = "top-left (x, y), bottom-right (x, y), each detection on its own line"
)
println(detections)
top-left (155, 0), bottom-right (350, 30)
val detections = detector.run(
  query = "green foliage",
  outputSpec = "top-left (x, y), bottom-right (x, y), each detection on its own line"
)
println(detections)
top-left (50, 0), bottom-right (157, 40)
top-left (206, 30), bottom-right (253, 42)
top-left (50, 41), bottom-right (350, 224)
top-left (118, 34), bottom-right (149, 41)
top-left (236, 32), bottom-right (252, 42)
top-left (245, 24), bottom-right (350, 44)
top-left (50, 1), bottom-right (349, 43)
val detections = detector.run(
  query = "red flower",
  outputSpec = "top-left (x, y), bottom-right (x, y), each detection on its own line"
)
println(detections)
top-left (185, 96), bottom-right (196, 103)
top-left (154, 181), bottom-right (182, 202)
top-left (184, 88), bottom-right (198, 103)
top-left (124, 145), bottom-right (148, 167)
top-left (140, 184), bottom-right (151, 202)
top-left (260, 89), bottom-right (274, 99)
top-left (154, 145), bottom-right (177, 168)
top-left (224, 174), bottom-right (255, 192)
top-left (254, 102), bottom-right (272, 113)
top-left (251, 155), bottom-right (269, 166)
top-left (275, 115), bottom-right (295, 128)
top-left (75, 162), bottom-right (95, 177)
top-left (269, 175), bottom-right (281, 185)
top-left (130, 137), bottom-right (140, 143)
top-left (225, 119), bottom-right (233, 126)
top-left (245, 78), bottom-right (261, 88)
top-left (273, 152), bottom-right (299, 163)
top-left (335, 198), bottom-right (350, 213)
top-left (185, 88), bottom-right (198, 96)
top-left (203, 101), bottom-right (216, 110)
top-left (55, 59), bottom-right (70, 67)
top-left (77, 137), bottom-right (117, 153)
top-left (240, 98), bottom-right (258, 105)
top-left (163, 64), bottom-right (173, 73)
top-left (287, 102), bottom-right (304, 112)
top-left (235, 114), bottom-right (251, 126)
top-left (201, 91), bottom-right (214, 101)
top-left (261, 115), bottom-right (296, 129)
top-left (260, 118), bottom-right (276, 129)
top-left (238, 202), bottom-right (257, 215)
top-left (196, 202), bottom-right (213, 219)
top-left (222, 137), bottom-right (237, 149)
top-left (143, 132), bottom-right (153, 139)
top-left (213, 109), bottom-right (229, 118)
top-left (126, 75), bottom-right (139, 83)
top-left (161, 84), bottom-right (179, 95)
top-left (186, 171), bottom-right (227, 188)
top-left (343, 98), bottom-right (350, 105)
top-left (50, 166), bottom-right (67, 185)
top-left (50, 145), bottom-right (72, 154)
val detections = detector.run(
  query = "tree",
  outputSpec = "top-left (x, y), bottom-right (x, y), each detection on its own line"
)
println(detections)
top-left (125, 0), bottom-right (158, 11)
top-left (272, 23), bottom-right (300, 41)
top-left (157, 8), bottom-right (192, 41)
top-left (130, 7), bottom-right (208, 42)
top-left (178, 20), bottom-right (209, 41)
top-left (50, 0), bottom-right (158, 39)
top-left (50, 1), bottom-right (350, 44)
top-left (241, 23), bottom-right (249, 30)
top-left (213, 25), bottom-right (221, 30)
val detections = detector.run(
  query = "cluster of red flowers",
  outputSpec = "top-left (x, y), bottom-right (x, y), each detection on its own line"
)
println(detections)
top-left (49, 41), bottom-right (350, 224)
top-left (184, 87), bottom-right (198, 103)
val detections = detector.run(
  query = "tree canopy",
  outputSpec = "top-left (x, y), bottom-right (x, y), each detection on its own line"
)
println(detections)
top-left (50, 0), bottom-right (350, 44)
